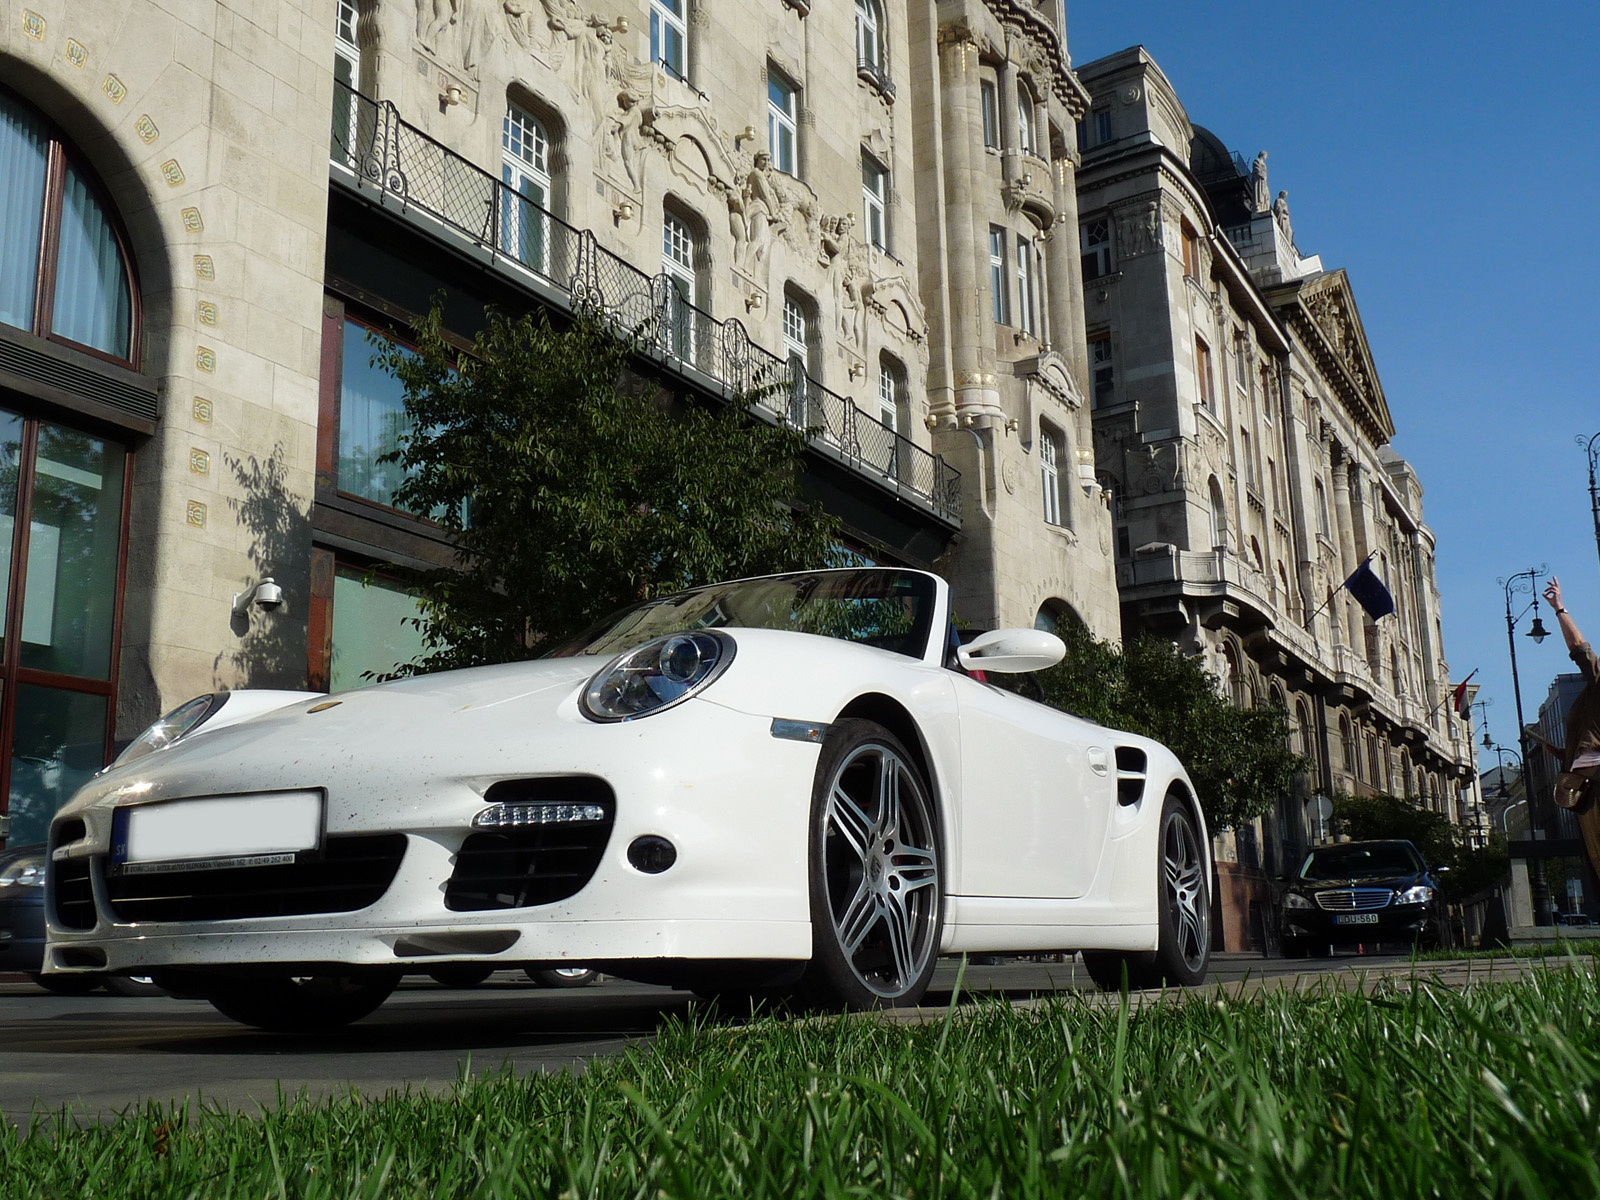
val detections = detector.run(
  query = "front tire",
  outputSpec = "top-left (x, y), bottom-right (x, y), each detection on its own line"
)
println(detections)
top-left (206, 972), bottom-right (399, 1032)
top-left (1085, 793), bottom-right (1210, 990)
top-left (798, 719), bottom-right (943, 1009)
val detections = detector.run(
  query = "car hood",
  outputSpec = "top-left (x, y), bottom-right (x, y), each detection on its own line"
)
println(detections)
top-left (61, 656), bottom-right (606, 818)
top-left (1293, 872), bottom-right (1430, 892)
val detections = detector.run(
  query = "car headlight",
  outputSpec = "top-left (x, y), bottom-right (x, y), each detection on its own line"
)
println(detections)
top-left (113, 693), bottom-right (228, 766)
top-left (1282, 892), bottom-right (1313, 910)
top-left (1397, 885), bottom-right (1434, 905)
top-left (0, 853), bottom-right (46, 889)
top-left (581, 631), bottom-right (734, 722)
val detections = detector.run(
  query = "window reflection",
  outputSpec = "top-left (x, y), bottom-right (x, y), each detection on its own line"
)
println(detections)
top-left (330, 566), bottom-right (427, 690)
top-left (8, 685), bottom-right (107, 847)
top-left (338, 319), bottom-right (415, 508)
top-left (0, 95), bottom-right (48, 331)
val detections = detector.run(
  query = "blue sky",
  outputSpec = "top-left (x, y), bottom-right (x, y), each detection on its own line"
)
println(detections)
top-left (1066, 2), bottom-right (1600, 767)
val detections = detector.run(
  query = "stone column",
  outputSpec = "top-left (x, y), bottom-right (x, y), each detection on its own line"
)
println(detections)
top-left (1330, 453), bottom-right (1359, 648)
top-left (1048, 153), bottom-right (1087, 389)
top-left (937, 22), bottom-right (998, 422)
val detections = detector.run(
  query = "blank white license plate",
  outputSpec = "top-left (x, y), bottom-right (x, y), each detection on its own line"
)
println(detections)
top-left (1333, 912), bottom-right (1380, 925)
top-left (115, 792), bottom-right (322, 872)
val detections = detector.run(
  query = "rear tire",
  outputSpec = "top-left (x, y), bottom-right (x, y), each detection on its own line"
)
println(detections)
top-left (797, 719), bottom-right (943, 1009)
top-left (206, 972), bottom-right (399, 1032)
top-left (1086, 793), bottom-right (1210, 990)
top-left (527, 967), bottom-right (598, 988)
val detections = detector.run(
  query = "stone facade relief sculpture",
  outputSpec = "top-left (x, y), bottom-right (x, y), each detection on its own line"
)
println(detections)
top-left (416, 0), bottom-right (494, 76)
top-left (1113, 199), bottom-right (1160, 259)
top-left (605, 86), bottom-right (650, 191)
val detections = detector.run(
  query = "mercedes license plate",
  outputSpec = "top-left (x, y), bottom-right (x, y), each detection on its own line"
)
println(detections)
top-left (112, 791), bottom-right (322, 873)
top-left (1333, 912), bottom-right (1379, 925)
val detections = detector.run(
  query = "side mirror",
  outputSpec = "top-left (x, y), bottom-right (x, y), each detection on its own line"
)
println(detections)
top-left (956, 628), bottom-right (1065, 675)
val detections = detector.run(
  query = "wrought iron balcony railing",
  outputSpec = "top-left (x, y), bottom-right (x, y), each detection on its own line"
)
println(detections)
top-left (330, 83), bottom-right (958, 523)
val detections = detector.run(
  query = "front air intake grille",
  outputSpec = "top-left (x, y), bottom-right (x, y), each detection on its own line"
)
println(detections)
top-left (105, 834), bottom-right (407, 923)
top-left (446, 777), bottom-right (615, 911)
top-left (49, 819), bottom-right (96, 930)
top-left (1315, 888), bottom-right (1393, 912)
top-left (1114, 746), bottom-right (1148, 807)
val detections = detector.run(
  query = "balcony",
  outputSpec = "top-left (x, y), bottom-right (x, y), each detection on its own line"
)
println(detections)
top-left (329, 84), bottom-right (958, 524)
top-left (857, 58), bottom-right (896, 102)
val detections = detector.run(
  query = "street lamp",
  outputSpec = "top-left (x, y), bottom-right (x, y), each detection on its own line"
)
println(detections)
top-left (1498, 566), bottom-right (1552, 924)
top-left (1580, 432), bottom-right (1600, 580)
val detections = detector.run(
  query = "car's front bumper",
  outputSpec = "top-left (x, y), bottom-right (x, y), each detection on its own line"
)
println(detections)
top-left (44, 699), bottom-right (821, 977)
top-left (1281, 903), bottom-right (1436, 945)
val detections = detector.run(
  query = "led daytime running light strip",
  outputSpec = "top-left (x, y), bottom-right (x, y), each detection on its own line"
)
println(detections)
top-left (473, 802), bottom-right (607, 828)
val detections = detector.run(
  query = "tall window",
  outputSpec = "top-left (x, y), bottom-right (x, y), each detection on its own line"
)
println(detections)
top-left (1233, 332), bottom-right (1249, 389)
top-left (855, 0), bottom-right (883, 72)
top-left (1094, 108), bottom-right (1113, 145)
top-left (1081, 217), bottom-right (1112, 279)
top-left (662, 209), bottom-right (697, 359)
top-left (1181, 221), bottom-right (1201, 279)
top-left (1208, 477), bottom-right (1227, 549)
top-left (1016, 235), bottom-right (1038, 337)
top-left (501, 105), bottom-right (551, 273)
top-left (1016, 85), bottom-right (1038, 155)
top-left (1090, 334), bottom-right (1115, 407)
top-left (1040, 424), bottom-right (1063, 526)
top-left (1239, 428), bottom-right (1256, 490)
top-left (332, 0), bottom-right (363, 159)
top-left (1314, 479), bottom-right (1331, 538)
top-left (861, 152), bottom-right (887, 250)
top-left (876, 355), bottom-right (906, 478)
top-left (783, 290), bottom-right (812, 426)
top-left (1195, 337), bottom-right (1215, 412)
top-left (339, 318), bottom-right (419, 509)
top-left (988, 227), bottom-right (1009, 324)
top-left (767, 68), bottom-right (798, 176)
top-left (980, 78), bottom-right (999, 148)
top-left (1, 410), bottom-right (129, 846)
top-left (0, 91), bottom-right (136, 362)
top-left (651, 0), bottom-right (688, 81)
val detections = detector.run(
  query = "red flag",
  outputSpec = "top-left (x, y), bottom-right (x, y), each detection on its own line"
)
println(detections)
top-left (1453, 669), bottom-right (1478, 717)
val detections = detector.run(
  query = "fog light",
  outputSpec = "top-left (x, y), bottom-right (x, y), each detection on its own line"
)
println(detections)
top-left (474, 802), bottom-right (606, 828)
top-left (628, 835), bottom-right (677, 874)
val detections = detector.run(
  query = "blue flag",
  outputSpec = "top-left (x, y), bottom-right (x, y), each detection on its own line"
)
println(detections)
top-left (1344, 559), bottom-right (1394, 620)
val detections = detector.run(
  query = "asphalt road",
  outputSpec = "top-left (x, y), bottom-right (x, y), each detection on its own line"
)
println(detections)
top-left (0, 952), bottom-right (1534, 1126)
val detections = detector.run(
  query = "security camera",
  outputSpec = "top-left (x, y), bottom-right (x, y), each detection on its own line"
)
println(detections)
top-left (232, 577), bottom-right (285, 618)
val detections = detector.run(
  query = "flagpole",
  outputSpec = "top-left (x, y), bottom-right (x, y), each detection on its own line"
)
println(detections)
top-left (1301, 550), bottom-right (1377, 633)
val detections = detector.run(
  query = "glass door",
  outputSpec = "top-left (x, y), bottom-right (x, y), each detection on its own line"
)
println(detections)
top-left (0, 403), bottom-right (128, 848)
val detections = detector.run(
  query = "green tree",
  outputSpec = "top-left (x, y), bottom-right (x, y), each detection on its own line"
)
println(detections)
top-left (374, 303), bottom-right (839, 673)
top-left (1030, 618), bottom-right (1307, 831)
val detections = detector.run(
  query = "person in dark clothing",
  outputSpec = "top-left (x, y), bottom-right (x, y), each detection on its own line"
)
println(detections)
top-left (1542, 577), bottom-right (1600, 878)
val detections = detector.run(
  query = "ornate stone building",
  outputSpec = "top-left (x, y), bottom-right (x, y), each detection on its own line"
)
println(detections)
top-left (1075, 47), bottom-right (1477, 948)
top-left (912, 3), bottom-right (1119, 634)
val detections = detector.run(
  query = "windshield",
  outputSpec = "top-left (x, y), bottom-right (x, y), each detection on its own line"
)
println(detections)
top-left (547, 569), bottom-right (939, 660)
top-left (1299, 843), bottom-right (1425, 881)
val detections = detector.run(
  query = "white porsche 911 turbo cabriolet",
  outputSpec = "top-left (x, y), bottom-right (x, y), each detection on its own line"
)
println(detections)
top-left (44, 567), bottom-right (1210, 1029)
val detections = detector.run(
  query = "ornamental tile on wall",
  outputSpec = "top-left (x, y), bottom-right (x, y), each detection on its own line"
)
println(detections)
top-left (192, 396), bottom-right (213, 423)
top-left (65, 39), bottom-right (87, 68)
top-left (102, 74), bottom-right (126, 104)
top-left (22, 11), bottom-right (44, 40)
top-left (181, 207), bottom-right (203, 232)
top-left (185, 500), bottom-right (206, 528)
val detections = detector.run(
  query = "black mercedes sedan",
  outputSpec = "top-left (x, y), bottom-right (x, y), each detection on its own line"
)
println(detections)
top-left (1279, 840), bottom-right (1444, 957)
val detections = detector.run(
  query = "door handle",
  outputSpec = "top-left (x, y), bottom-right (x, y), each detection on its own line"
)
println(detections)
top-left (1087, 746), bottom-right (1109, 776)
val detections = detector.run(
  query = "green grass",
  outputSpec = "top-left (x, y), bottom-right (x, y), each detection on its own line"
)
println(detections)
top-left (5, 965), bottom-right (1599, 1199)
top-left (1417, 941), bottom-right (1600, 962)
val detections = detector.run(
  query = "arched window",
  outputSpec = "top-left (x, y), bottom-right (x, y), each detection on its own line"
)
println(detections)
top-left (501, 103), bottom-right (552, 274)
top-left (855, 0), bottom-right (884, 73)
top-left (662, 203), bottom-right (702, 360)
top-left (1016, 82), bottom-right (1038, 156)
top-left (876, 353), bottom-right (907, 479)
top-left (1208, 476), bottom-right (1227, 549)
top-left (0, 89), bottom-right (137, 363)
